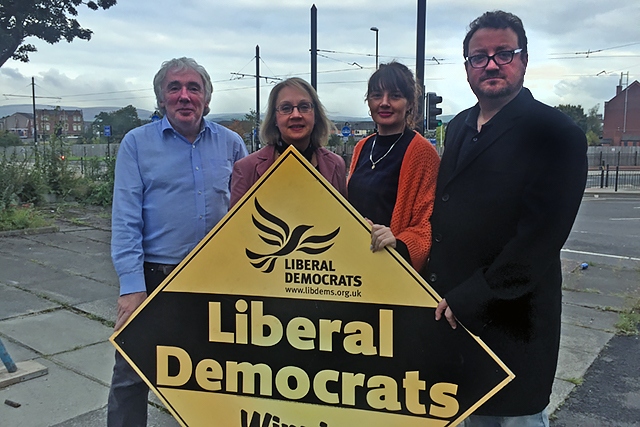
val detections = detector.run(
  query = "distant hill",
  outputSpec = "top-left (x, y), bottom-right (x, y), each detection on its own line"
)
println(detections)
top-left (0, 104), bottom-right (454, 125)
top-left (206, 114), bottom-right (455, 124)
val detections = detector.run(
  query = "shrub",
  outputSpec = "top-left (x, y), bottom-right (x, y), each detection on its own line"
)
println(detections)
top-left (0, 206), bottom-right (49, 231)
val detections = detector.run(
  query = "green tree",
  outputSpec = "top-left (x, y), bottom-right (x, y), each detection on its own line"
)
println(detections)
top-left (556, 104), bottom-right (587, 132)
top-left (555, 104), bottom-right (602, 144)
top-left (435, 123), bottom-right (446, 147)
top-left (328, 133), bottom-right (342, 147)
top-left (586, 130), bottom-right (600, 146)
top-left (219, 109), bottom-right (260, 152)
top-left (585, 105), bottom-right (602, 140)
top-left (92, 105), bottom-right (142, 141)
top-left (245, 109), bottom-right (259, 125)
top-left (0, 0), bottom-right (117, 67)
top-left (0, 131), bottom-right (22, 147)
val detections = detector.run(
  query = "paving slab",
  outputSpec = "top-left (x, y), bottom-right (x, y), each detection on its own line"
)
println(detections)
top-left (563, 265), bottom-right (640, 298)
top-left (21, 250), bottom-right (114, 281)
top-left (28, 230), bottom-right (111, 248)
top-left (0, 236), bottom-right (51, 258)
top-left (14, 274), bottom-right (118, 307)
top-left (0, 253), bottom-right (25, 275)
top-left (549, 378), bottom-right (576, 414)
top-left (563, 289), bottom-right (630, 313)
top-left (0, 237), bottom-right (110, 281)
top-left (74, 297), bottom-right (117, 325)
top-left (0, 255), bottom-right (68, 287)
top-left (0, 310), bottom-right (112, 356)
top-left (52, 341), bottom-right (115, 386)
top-left (25, 232), bottom-right (117, 281)
top-left (557, 343), bottom-right (606, 381)
top-left (48, 404), bottom-right (181, 427)
top-left (0, 358), bottom-right (108, 427)
top-left (556, 323), bottom-right (613, 380)
top-left (0, 283), bottom-right (60, 320)
top-left (559, 322), bottom-right (614, 356)
top-left (561, 300), bottom-right (620, 332)
top-left (0, 335), bottom-right (39, 362)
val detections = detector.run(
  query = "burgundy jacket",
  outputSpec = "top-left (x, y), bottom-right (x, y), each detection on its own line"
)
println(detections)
top-left (230, 145), bottom-right (347, 207)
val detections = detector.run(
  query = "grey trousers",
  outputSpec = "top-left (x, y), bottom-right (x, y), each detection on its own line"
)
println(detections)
top-left (107, 351), bottom-right (149, 427)
top-left (106, 263), bottom-right (173, 427)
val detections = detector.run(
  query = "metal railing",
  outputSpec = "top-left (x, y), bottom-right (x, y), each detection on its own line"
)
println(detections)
top-left (587, 148), bottom-right (640, 191)
top-left (587, 167), bottom-right (640, 191)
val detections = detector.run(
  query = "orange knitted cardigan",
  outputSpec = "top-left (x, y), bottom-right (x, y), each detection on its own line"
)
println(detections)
top-left (349, 131), bottom-right (440, 271)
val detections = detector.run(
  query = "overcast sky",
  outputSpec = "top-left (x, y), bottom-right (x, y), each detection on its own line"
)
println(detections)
top-left (1, 0), bottom-right (639, 120)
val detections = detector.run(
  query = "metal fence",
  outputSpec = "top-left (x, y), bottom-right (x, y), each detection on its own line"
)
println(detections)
top-left (587, 147), bottom-right (640, 190)
top-left (1, 143), bottom-right (119, 159)
top-left (4, 143), bottom-right (640, 190)
top-left (588, 146), bottom-right (639, 168)
top-left (587, 168), bottom-right (640, 191)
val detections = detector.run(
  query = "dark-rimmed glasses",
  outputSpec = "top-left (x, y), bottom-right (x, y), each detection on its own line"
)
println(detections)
top-left (275, 102), bottom-right (314, 115)
top-left (465, 48), bottom-right (523, 69)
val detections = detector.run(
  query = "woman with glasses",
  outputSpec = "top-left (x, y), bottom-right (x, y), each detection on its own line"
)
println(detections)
top-left (230, 77), bottom-right (347, 206)
top-left (348, 61), bottom-right (440, 271)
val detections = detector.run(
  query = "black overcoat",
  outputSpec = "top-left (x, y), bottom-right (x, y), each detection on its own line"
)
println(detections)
top-left (423, 88), bottom-right (587, 416)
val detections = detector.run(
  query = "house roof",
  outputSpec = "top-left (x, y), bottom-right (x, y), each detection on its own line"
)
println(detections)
top-left (610, 80), bottom-right (640, 103)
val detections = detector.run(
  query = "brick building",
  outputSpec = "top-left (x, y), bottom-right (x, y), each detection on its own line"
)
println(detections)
top-left (0, 112), bottom-right (34, 138)
top-left (36, 108), bottom-right (84, 139)
top-left (0, 108), bottom-right (84, 141)
top-left (602, 79), bottom-right (640, 146)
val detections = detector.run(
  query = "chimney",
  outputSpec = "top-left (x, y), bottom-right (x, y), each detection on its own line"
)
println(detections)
top-left (617, 73), bottom-right (623, 95)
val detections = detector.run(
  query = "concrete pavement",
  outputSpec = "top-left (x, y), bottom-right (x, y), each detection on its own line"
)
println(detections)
top-left (0, 193), bottom-right (639, 427)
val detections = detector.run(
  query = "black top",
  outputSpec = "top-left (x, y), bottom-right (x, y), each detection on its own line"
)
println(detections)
top-left (348, 130), bottom-right (413, 226)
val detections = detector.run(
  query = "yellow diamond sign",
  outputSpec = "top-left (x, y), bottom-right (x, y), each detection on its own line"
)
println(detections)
top-left (111, 146), bottom-right (513, 427)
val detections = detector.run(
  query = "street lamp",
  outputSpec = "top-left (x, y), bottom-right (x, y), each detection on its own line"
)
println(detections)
top-left (370, 27), bottom-right (379, 70)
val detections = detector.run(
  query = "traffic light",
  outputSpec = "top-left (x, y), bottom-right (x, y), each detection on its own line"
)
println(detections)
top-left (426, 92), bottom-right (442, 131)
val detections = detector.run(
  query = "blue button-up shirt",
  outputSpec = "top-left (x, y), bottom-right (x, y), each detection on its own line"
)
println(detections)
top-left (111, 117), bottom-right (247, 295)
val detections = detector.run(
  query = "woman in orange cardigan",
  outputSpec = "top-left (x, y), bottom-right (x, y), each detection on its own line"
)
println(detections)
top-left (348, 61), bottom-right (440, 271)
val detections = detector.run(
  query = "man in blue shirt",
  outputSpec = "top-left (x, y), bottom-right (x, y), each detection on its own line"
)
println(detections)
top-left (107, 57), bottom-right (248, 427)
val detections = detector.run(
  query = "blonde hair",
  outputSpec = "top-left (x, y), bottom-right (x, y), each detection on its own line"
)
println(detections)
top-left (260, 77), bottom-right (334, 147)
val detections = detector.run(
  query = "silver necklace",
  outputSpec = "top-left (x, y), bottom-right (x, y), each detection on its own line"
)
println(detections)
top-left (369, 131), bottom-right (404, 169)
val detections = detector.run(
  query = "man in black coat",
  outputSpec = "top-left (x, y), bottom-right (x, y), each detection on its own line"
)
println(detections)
top-left (422, 11), bottom-right (587, 426)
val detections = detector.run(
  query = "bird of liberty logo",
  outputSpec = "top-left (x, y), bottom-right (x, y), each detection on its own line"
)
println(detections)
top-left (246, 199), bottom-right (340, 273)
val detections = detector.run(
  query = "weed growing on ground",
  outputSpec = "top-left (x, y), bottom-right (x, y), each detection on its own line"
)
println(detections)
top-left (615, 300), bottom-right (640, 336)
top-left (564, 377), bottom-right (584, 386)
top-left (0, 206), bottom-right (50, 231)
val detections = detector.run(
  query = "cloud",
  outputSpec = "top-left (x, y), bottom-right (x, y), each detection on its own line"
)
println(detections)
top-left (1, 0), bottom-right (638, 119)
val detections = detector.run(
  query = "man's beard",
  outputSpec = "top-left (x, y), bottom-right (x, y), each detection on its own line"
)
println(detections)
top-left (473, 71), bottom-right (524, 100)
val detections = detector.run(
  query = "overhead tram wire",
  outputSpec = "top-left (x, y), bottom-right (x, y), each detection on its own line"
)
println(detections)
top-left (549, 42), bottom-right (640, 59)
top-left (316, 48), bottom-right (446, 65)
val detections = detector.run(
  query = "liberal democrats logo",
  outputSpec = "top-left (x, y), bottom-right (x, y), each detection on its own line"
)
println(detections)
top-left (246, 199), bottom-right (340, 273)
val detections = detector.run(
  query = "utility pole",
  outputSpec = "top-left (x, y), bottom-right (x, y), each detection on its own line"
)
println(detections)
top-left (370, 27), bottom-right (379, 70)
top-left (2, 79), bottom-right (60, 146)
top-left (32, 77), bottom-right (37, 145)
top-left (256, 45), bottom-right (260, 152)
top-left (311, 5), bottom-right (317, 90)
top-left (415, 0), bottom-right (426, 135)
top-left (230, 46), bottom-right (280, 153)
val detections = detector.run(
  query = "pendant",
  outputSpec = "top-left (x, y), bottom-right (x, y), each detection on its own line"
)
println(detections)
top-left (371, 164), bottom-right (375, 169)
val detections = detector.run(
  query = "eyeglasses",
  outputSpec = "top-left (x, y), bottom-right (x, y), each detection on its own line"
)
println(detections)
top-left (275, 102), bottom-right (314, 115)
top-left (465, 48), bottom-right (523, 69)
